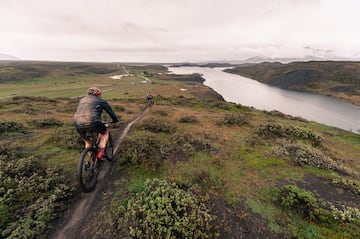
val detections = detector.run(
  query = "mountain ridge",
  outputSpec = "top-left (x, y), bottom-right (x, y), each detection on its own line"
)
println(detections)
top-left (0, 53), bottom-right (20, 60)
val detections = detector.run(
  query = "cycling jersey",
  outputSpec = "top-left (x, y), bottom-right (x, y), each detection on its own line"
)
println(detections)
top-left (74, 95), bottom-right (118, 128)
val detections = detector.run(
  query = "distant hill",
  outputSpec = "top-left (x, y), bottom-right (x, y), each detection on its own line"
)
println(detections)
top-left (226, 61), bottom-right (360, 105)
top-left (0, 61), bottom-right (122, 83)
top-left (170, 62), bottom-right (236, 68)
top-left (236, 55), bottom-right (347, 64)
top-left (0, 53), bottom-right (20, 60)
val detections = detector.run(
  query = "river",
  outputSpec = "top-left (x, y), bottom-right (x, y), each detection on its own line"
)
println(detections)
top-left (168, 66), bottom-right (360, 133)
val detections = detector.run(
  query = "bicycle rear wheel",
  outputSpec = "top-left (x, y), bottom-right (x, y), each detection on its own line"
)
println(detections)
top-left (78, 147), bottom-right (98, 193)
top-left (105, 132), bottom-right (114, 161)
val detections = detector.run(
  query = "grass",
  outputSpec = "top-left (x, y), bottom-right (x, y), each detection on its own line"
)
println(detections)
top-left (127, 166), bottom-right (161, 193)
top-left (333, 131), bottom-right (360, 145)
top-left (173, 152), bottom-right (224, 189)
top-left (246, 198), bottom-right (283, 233)
top-left (303, 165), bottom-right (338, 178)
top-left (0, 72), bottom-right (152, 99)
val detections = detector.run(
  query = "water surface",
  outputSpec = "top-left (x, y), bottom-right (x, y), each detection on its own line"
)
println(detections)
top-left (168, 66), bottom-right (360, 132)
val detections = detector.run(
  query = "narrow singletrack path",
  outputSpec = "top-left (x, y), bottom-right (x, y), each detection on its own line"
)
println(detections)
top-left (52, 108), bottom-right (150, 239)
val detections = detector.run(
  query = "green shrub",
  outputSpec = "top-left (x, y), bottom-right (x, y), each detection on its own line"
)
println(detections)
top-left (255, 123), bottom-right (323, 146)
top-left (274, 185), bottom-right (333, 223)
top-left (153, 110), bottom-right (168, 116)
top-left (113, 105), bottom-right (125, 112)
top-left (255, 123), bottom-right (284, 137)
top-left (274, 185), bottom-right (360, 224)
top-left (332, 175), bottom-right (360, 196)
top-left (216, 113), bottom-right (250, 127)
top-left (330, 205), bottom-right (360, 222)
top-left (29, 118), bottom-right (64, 128)
top-left (265, 111), bottom-right (309, 123)
top-left (167, 96), bottom-right (196, 106)
top-left (205, 101), bottom-right (233, 110)
top-left (102, 178), bottom-right (214, 239)
top-left (178, 115), bottom-right (199, 123)
top-left (141, 118), bottom-right (175, 133)
top-left (0, 142), bottom-right (27, 159)
top-left (47, 126), bottom-right (83, 150)
top-left (267, 110), bottom-right (288, 118)
top-left (0, 120), bottom-right (26, 135)
top-left (273, 140), bottom-right (342, 172)
top-left (119, 131), bottom-right (161, 170)
top-left (244, 135), bottom-right (262, 148)
top-left (0, 145), bottom-right (74, 238)
top-left (11, 96), bottom-right (58, 103)
top-left (160, 133), bottom-right (215, 161)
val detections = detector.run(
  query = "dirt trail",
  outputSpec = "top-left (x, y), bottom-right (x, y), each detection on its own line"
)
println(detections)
top-left (52, 108), bottom-right (150, 239)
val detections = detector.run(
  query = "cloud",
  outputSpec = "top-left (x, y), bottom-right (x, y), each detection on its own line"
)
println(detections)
top-left (1, 0), bottom-right (360, 62)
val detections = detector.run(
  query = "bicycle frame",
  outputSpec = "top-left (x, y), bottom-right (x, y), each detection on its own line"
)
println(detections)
top-left (77, 123), bottom-right (113, 193)
top-left (95, 132), bottom-right (102, 147)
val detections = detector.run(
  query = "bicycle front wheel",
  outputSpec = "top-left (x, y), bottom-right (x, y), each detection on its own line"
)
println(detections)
top-left (78, 147), bottom-right (98, 193)
top-left (105, 132), bottom-right (114, 162)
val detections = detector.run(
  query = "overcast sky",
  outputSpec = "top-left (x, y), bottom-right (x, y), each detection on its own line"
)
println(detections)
top-left (1, 0), bottom-right (360, 62)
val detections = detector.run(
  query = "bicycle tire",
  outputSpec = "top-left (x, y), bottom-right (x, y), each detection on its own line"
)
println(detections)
top-left (105, 132), bottom-right (114, 161)
top-left (148, 99), bottom-right (153, 107)
top-left (77, 147), bottom-right (98, 193)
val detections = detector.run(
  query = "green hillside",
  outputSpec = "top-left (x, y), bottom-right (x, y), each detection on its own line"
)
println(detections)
top-left (226, 61), bottom-right (360, 106)
top-left (0, 61), bottom-right (359, 239)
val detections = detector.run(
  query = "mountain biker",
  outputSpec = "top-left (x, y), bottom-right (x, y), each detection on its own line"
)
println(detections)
top-left (73, 87), bottom-right (118, 159)
top-left (146, 92), bottom-right (154, 105)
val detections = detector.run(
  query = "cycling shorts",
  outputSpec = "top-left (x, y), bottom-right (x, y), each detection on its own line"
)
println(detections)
top-left (76, 122), bottom-right (107, 140)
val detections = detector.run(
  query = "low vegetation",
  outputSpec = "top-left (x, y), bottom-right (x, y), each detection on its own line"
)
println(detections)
top-left (47, 126), bottom-right (83, 150)
top-left (216, 112), bottom-right (251, 127)
top-left (0, 61), bottom-right (359, 239)
top-left (29, 118), bottom-right (64, 128)
top-left (141, 117), bottom-right (176, 133)
top-left (97, 178), bottom-right (214, 239)
top-left (0, 142), bottom-right (74, 239)
top-left (118, 131), bottom-right (162, 170)
top-left (274, 185), bottom-right (360, 223)
top-left (0, 120), bottom-right (27, 136)
top-left (178, 115), bottom-right (199, 123)
top-left (255, 123), bottom-right (323, 146)
top-left (332, 175), bottom-right (360, 196)
top-left (160, 133), bottom-right (216, 162)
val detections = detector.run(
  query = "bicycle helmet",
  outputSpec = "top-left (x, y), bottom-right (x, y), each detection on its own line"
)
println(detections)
top-left (87, 87), bottom-right (102, 96)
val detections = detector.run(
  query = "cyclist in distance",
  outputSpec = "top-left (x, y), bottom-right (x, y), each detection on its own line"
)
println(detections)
top-left (74, 87), bottom-right (118, 159)
top-left (146, 92), bottom-right (154, 106)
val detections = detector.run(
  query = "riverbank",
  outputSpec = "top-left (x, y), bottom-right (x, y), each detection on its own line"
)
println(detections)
top-left (225, 61), bottom-right (360, 106)
top-left (158, 72), bottom-right (225, 101)
top-left (168, 66), bottom-right (360, 133)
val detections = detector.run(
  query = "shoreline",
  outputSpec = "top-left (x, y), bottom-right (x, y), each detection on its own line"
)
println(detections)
top-left (168, 66), bottom-right (360, 133)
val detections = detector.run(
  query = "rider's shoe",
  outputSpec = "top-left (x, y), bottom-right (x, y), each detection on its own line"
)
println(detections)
top-left (97, 148), bottom-right (105, 159)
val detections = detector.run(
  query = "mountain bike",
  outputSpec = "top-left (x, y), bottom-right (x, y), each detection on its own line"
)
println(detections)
top-left (147, 97), bottom-right (154, 106)
top-left (77, 123), bottom-right (114, 193)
